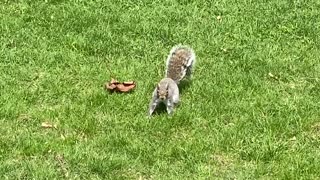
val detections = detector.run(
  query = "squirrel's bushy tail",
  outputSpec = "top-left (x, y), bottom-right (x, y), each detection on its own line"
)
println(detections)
top-left (165, 45), bottom-right (196, 84)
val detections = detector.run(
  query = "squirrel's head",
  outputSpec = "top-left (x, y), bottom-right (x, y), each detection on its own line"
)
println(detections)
top-left (157, 83), bottom-right (169, 100)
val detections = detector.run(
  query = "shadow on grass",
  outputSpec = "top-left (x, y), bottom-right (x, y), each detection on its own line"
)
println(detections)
top-left (177, 79), bottom-right (192, 94)
top-left (152, 103), bottom-right (168, 115)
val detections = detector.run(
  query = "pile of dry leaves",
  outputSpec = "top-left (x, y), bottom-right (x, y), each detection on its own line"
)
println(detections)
top-left (104, 78), bottom-right (136, 93)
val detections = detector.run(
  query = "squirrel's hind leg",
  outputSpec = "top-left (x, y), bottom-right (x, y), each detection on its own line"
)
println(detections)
top-left (172, 93), bottom-right (180, 105)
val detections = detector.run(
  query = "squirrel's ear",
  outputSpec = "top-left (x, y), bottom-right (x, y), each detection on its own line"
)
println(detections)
top-left (166, 83), bottom-right (169, 90)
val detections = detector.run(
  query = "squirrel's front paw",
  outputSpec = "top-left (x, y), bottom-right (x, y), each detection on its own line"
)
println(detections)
top-left (167, 109), bottom-right (174, 116)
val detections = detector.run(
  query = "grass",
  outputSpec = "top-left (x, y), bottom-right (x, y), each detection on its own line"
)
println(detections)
top-left (0, 0), bottom-right (320, 179)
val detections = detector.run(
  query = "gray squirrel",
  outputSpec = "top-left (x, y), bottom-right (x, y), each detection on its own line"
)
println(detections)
top-left (148, 45), bottom-right (196, 116)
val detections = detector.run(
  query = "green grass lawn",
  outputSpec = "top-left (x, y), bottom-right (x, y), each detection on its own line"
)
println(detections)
top-left (1, 0), bottom-right (320, 179)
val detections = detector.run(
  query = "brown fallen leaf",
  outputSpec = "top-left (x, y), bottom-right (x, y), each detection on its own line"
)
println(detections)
top-left (41, 122), bottom-right (57, 129)
top-left (105, 78), bottom-right (118, 90)
top-left (110, 78), bottom-right (119, 84)
top-left (116, 83), bottom-right (135, 92)
top-left (105, 82), bottom-right (117, 90)
top-left (105, 78), bottom-right (136, 93)
top-left (123, 81), bottom-right (135, 85)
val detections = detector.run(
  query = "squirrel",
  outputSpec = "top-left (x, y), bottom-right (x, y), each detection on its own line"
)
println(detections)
top-left (148, 45), bottom-right (196, 116)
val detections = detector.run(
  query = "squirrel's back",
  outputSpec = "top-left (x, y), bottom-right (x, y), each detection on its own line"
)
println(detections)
top-left (165, 45), bottom-right (196, 83)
